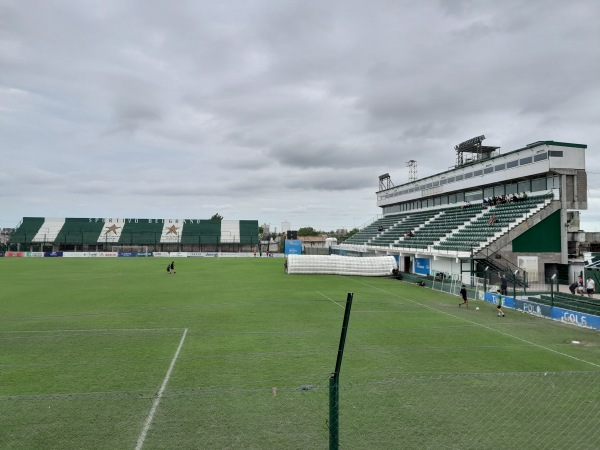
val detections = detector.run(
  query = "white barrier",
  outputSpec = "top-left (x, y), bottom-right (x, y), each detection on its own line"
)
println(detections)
top-left (287, 255), bottom-right (397, 276)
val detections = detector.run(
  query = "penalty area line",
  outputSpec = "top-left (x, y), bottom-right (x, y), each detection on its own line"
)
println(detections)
top-left (135, 328), bottom-right (188, 450)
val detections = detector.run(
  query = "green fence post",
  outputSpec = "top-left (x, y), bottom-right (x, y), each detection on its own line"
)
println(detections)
top-left (329, 292), bottom-right (354, 450)
top-left (329, 374), bottom-right (339, 450)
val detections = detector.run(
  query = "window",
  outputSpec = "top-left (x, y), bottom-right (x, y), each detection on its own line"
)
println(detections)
top-left (506, 183), bottom-right (518, 195)
top-left (518, 180), bottom-right (530, 193)
top-left (433, 181), bottom-right (439, 187)
top-left (449, 194), bottom-right (457, 204)
top-left (448, 177), bottom-right (455, 183)
top-left (456, 175), bottom-right (464, 181)
top-left (495, 163), bottom-right (506, 171)
top-left (484, 166), bottom-right (494, 174)
top-left (441, 196), bottom-right (448, 205)
top-left (519, 156), bottom-right (532, 165)
top-left (456, 192), bottom-right (465, 202)
top-left (474, 170), bottom-right (483, 176)
top-left (426, 182), bottom-right (433, 189)
top-left (549, 150), bottom-right (564, 157)
top-left (440, 178), bottom-right (447, 185)
top-left (533, 152), bottom-right (548, 162)
top-left (507, 160), bottom-right (518, 169)
top-left (484, 187), bottom-right (494, 198)
top-left (494, 185), bottom-right (505, 196)
top-left (532, 178), bottom-right (546, 192)
top-left (465, 190), bottom-right (483, 202)
top-left (465, 172), bottom-right (473, 179)
top-left (547, 175), bottom-right (559, 189)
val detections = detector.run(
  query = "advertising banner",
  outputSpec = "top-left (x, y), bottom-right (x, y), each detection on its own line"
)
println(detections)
top-left (513, 298), bottom-right (553, 317)
top-left (552, 307), bottom-right (600, 330)
top-left (285, 240), bottom-right (302, 255)
top-left (44, 252), bottom-right (63, 257)
top-left (5, 252), bottom-right (26, 257)
top-left (414, 258), bottom-right (430, 276)
top-left (483, 291), bottom-right (515, 309)
top-left (118, 252), bottom-right (138, 257)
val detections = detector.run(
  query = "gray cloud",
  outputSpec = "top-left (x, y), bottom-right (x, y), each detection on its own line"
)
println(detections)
top-left (1, 0), bottom-right (600, 231)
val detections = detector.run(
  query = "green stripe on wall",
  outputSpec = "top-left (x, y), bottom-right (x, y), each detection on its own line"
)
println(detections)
top-left (512, 210), bottom-right (561, 252)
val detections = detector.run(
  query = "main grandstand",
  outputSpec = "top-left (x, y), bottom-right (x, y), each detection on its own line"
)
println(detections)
top-left (334, 137), bottom-right (587, 285)
top-left (8, 218), bottom-right (259, 253)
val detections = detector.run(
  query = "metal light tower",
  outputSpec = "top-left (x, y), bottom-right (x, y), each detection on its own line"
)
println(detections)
top-left (406, 160), bottom-right (417, 182)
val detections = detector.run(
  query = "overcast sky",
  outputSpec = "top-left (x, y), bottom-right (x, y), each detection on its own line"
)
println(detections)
top-left (2, 0), bottom-right (600, 232)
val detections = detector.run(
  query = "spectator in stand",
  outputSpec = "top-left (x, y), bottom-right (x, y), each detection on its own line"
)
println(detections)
top-left (406, 230), bottom-right (414, 237)
top-left (488, 215), bottom-right (496, 225)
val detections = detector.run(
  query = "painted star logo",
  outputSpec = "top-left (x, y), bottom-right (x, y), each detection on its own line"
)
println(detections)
top-left (105, 224), bottom-right (121, 235)
top-left (166, 225), bottom-right (179, 235)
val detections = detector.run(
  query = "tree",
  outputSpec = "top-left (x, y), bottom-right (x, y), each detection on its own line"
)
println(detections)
top-left (336, 228), bottom-right (359, 243)
top-left (297, 227), bottom-right (319, 237)
top-left (211, 213), bottom-right (223, 221)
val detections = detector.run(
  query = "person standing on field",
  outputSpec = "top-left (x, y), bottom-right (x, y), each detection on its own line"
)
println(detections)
top-left (170, 261), bottom-right (175, 274)
top-left (496, 290), bottom-right (505, 317)
top-left (586, 277), bottom-right (595, 297)
top-left (500, 274), bottom-right (508, 295)
top-left (458, 284), bottom-right (468, 308)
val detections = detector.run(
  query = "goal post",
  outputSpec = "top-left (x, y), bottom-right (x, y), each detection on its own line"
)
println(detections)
top-left (111, 245), bottom-right (149, 256)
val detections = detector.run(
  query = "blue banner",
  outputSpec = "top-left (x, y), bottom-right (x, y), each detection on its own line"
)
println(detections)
top-left (44, 252), bottom-right (63, 257)
top-left (483, 291), bottom-right (515, 308)
top-left (118, 252), bottom-right (138, 257)
top-left (485, 294), bottom-right (600, 330)
top-left (414, 258), bottom-right (430, 275)
top-left (284, 239), bottom-right (302, 255)
top-left (552, 307), bottom-right (600, 329)
top-left (513, 298), bottom-right (553, 317)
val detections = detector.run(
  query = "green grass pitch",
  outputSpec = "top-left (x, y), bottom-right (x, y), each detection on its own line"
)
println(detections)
top-left (1, 257), bottom-right (599, 449)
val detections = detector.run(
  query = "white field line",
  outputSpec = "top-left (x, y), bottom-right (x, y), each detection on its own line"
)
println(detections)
top-left (349, 278), bottom-right (600, 369)
top-left (316, 291), bottom-right (344, 309)
top-left (0, 328), bottom-right (183, 334)
top-left (135, 328), bottom-right (188, 450)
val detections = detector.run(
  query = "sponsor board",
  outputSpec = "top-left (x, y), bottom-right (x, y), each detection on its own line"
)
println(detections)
top-left (43, 252), bottom-right (63, 257)
top-left (483, 292), bottom-right (515, 309)
top-left (30, 252), bottom-right (45, 257)
top-left (63, 252), bottom-right (90, 257)
top-left (284, 240), bottom-right (302, 255)
top-left (5, 252), bottom-right (25, 257)
top-left (118, 252), bottom-right (138, 257)
top-left (414, 258), bottom-right (430, 276)
top-left (513, 298), bottom-right (552, 317)
top-left (552, 307), bottom-right (600, 330)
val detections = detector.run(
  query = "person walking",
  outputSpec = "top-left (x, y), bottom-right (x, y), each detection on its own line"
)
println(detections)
top-left (458, 284), bottom-right (468, 308)
top-left (496, 290), bottom-right (505, 317)
top-left (170, 261), bottom-right (176, 274)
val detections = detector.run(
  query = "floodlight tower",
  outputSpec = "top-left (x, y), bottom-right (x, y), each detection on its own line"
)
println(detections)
top-left (406, 160), bottom-right (417, 182)
top-left (378, 173), bottom-right (393, 191)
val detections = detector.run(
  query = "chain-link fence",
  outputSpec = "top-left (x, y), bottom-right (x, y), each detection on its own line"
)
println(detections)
top-left (330, 371), bottom-right (600, 449)
top-left (5, 371), bottom-right (598, 449)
